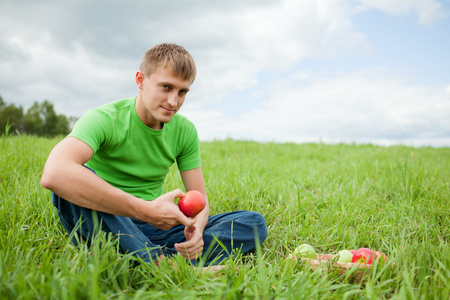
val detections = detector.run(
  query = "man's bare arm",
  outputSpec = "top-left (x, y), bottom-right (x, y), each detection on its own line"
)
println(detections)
top-left (40, 137), bottom-right (194, 230)
top-left (173, 167), bottom-right (210, 259)
top-left (180, 167), bottom-right (210, 231)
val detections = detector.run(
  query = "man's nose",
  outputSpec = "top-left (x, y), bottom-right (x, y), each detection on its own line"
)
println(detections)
top-left (168, 92), bottom-right (178, 107)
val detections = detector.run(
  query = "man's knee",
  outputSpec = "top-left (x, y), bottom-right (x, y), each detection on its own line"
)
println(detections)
top-left (232, 210), bottom-right (268, 244)
top-left (248, 211), bottom-right (268, 243)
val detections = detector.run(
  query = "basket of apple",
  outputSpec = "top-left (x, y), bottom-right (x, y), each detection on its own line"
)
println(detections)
top-left (289, 244), bottom-right (387, 280)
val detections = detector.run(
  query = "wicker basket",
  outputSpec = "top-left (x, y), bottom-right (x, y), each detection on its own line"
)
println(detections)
top-left (289, 253), bottom-right (373, 282)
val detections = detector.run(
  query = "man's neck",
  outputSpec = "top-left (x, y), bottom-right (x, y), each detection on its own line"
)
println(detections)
top-left (135, 94), bottom-right (164, 130)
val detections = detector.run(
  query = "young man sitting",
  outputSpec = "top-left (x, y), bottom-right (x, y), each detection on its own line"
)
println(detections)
top-left (40, 43), bottom-right (268, 267)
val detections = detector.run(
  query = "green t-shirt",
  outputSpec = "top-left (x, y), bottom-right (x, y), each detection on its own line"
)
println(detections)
top-left (69, 97), bottom-right (201, 200)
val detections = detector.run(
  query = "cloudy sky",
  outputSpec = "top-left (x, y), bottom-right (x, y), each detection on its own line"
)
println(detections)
top-left (1, 0), bottom-right (449, 147)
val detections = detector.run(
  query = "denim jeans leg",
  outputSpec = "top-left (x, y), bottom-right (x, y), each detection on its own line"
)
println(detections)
top-left (201, 210), bottom-right (268, 265)
top-left (134, 210), bottom-right (268, 265)
top-left (52, 192), bottom-right (163, 263)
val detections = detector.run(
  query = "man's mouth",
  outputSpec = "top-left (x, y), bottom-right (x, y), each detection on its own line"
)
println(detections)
top-left (161, 106), bottom-right (175, 113)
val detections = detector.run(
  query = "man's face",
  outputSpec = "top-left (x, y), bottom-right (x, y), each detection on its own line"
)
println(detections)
top-left (136, 67), bottom-right (191, 129)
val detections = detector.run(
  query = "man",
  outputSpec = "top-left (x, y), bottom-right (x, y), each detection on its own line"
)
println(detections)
top-left (40, 43), bottom-right (268, 266)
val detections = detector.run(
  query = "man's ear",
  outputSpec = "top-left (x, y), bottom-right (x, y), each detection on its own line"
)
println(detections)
top-left (135, 70), bottom-right (145, 89)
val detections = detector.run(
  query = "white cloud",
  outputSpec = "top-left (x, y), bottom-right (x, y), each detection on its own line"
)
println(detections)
top-left (3, 0), bottom-right (366, 114)
top-left (176, 0), bottom-right (372, 110)
top-left (3, 0), bottom-right (441, 113)
top-left (355, 0), bottom-right (447, 25)
top-left (0, 30), bottom-right (136, 115)
top-left (186, 69), bottom-right (450, 147)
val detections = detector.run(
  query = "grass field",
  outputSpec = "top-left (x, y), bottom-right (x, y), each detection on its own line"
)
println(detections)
top-left (1, 134), bottom-right (449, 299)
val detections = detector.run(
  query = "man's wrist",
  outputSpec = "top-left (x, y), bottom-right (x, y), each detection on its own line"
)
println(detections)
top-left (194, 207), bottom-right (209, 232)
top-left (127, 195), bottom-right (148, 220)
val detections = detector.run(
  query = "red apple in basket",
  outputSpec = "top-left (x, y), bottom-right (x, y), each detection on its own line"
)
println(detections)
top-left (352, 248), bottom-right (377, 264)
top-left (375, 251), bottom-right (387, 262)
top-left (321, 254), bottom-right (335, 260)
top-left (178, 190), bottom-right (206, 218)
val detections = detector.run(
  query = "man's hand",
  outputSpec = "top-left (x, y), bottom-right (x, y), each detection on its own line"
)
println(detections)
top-left (174, 225), bottom-right (205, 260)
top-left (137, 189), bottom-right (195, 230)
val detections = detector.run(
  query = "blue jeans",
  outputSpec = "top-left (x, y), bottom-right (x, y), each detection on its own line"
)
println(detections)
top-left (52, 193), bottom-right (268, 266)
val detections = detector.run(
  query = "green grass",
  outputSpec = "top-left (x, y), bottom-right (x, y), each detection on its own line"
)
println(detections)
top-left (1, 135), bottom-right (449, 299)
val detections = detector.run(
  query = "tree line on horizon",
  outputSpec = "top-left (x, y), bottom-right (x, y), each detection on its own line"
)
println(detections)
top-left (0, 95), bottom-right (75, 137)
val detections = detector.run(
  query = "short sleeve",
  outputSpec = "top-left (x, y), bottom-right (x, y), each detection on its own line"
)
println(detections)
top-left (68, 109), bottom-right (113, 153)
top-left (176, 121), bottom-right (201, 171)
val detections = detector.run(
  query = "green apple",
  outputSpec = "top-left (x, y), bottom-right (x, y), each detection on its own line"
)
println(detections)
top-left (293, 244), bottom-right (317, 259)
top-left (337, 250), bottom-right (354, 263)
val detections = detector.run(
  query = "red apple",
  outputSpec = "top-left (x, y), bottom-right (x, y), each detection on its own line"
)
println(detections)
top-left (320, 254), bottom-right (334, 260)
top-left (178, 190), bottom-right (206, 218)
top-left (352, 248), bottom-right (377, 264)
top-left (374, 251), bottom-right (387, 262)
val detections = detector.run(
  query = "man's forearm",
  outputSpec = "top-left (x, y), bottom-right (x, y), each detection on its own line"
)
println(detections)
top-left (193, 202), bottom-right (210, 232)
top-left (41, 161), bottom-right (142, 218)
top-left (42, 162), bottom-right (195, 231)
top-left (41, 136), bottom-right (195, 231)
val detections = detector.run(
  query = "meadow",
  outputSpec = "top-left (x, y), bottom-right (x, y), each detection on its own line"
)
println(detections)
top-left (1, 134), bottom-right (449, 299)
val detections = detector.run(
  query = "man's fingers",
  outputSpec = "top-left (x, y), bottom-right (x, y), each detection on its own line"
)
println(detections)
top-left (175, 241), bottom-right (203, 259)
top-left (176, 212), bottom-right (194, 227)
top-left (175, 227), bottom-right (204, 260)
top-left (174, 189), bottom-right (185, 198)
top-left (170, 189), bottom-right (185, 200)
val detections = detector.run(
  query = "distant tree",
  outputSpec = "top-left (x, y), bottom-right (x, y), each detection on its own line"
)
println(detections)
top-left (0, 95), bottom-right (25, 135)
top-left (24, 100), bottom-right (70, 137)
top-left (24, 101), bottom-right (44, 136)
top-left (41, 100), bottom-right (59, 136)
top-left (55, 114), bottom-right (70, 136)
top-left (1, 97), bottom-right (71, 137)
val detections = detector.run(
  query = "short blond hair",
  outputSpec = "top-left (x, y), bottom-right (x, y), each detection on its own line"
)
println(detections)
top-left (139, 43), bottom-right (196, 83)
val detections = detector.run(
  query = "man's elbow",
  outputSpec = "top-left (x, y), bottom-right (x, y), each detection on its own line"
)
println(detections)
top-left (40, 166), bottom-right (57, 190)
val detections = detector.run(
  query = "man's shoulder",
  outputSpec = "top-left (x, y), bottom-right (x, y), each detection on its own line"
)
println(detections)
top-left (92, 97), bottom-right (135, 116)
top-left (172, 113), bottom-right (192, 124)
top-left (70, 97), bottom-right (135, 144)
top-left (167, 114), bottom-right (197, 134)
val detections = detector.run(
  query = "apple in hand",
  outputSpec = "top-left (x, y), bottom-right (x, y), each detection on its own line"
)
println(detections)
top-left (352, 248), bottom-right (377, 264)
top-left (337, 250), bottom-right (354, 263)
top-left (293, 244), bottom-right (317, 259)
top-left (178, 190), bottom-right (206, 218)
